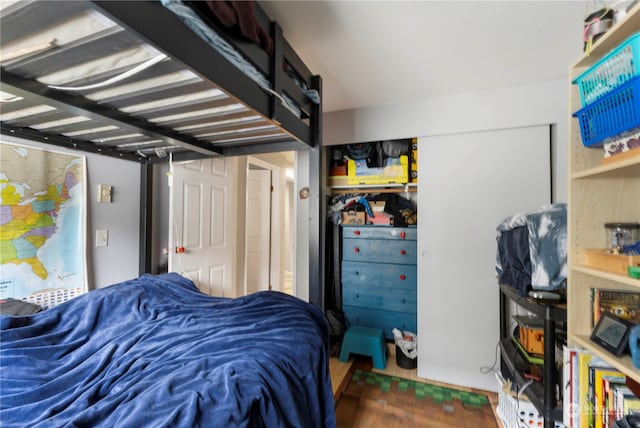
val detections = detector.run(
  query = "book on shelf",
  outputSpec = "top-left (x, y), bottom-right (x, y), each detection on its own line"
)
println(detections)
top-left (591, 288), bottom-right (640, 328)
top-left (593, 368), bottom-right (625, 428)
top-left (565, 345), bottom-right (580, 428)
top-left (603, 376), bottom-right (629, 428)
top-left (567, 347), bottom-right (640, 428)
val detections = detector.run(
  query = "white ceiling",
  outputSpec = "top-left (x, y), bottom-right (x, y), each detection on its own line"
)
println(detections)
top-left (260, 1), bottom-right (613, 113)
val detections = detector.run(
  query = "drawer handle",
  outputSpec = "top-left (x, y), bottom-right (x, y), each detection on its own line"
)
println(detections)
top-left (400, 231), bottom-right (406, 239)
top-left (400, 250), bottom-right (406, 255)
top-left (354, 271), bottom-right (359, 276)
top-left (401, 299), bottom-right (406, 304)
top-left (354, 247), bottom-right (360, 253)
top-left (400, 274), bottom-right (406, 280)
top-left (354, 230), bottom-right (361, 236)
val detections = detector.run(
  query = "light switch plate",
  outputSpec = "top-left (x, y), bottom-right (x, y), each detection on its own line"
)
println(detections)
top-left (97, 184), bottom-right (112, 203)
top-left (96, 229), bottom-right (108, 247)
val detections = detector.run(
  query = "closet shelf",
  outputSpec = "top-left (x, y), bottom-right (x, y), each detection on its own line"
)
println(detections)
top-left (327, 183), bottom-right (417, 195)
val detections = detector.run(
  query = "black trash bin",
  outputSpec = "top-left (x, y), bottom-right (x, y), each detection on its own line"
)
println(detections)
top-left (396, 344), bottom-right (417, 369)
top-left (393, 329), bottom-right (417, 369)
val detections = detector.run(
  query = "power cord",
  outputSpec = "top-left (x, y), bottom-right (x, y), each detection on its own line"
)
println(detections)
top-left (480, 342), bottom-right (500, 375)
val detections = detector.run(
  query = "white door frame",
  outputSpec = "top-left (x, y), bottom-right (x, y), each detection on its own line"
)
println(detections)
top-left (244, 156), bottom-right (282, 294)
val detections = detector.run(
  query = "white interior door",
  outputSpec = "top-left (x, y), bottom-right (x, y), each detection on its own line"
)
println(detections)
top-left (417, 125), bottom-right (551, 392)
top-left (169, 157), bottom-right (237, 296)
top-left (245, 168), bottom-right (272, 294)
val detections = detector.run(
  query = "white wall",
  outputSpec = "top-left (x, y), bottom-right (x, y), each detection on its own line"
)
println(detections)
top-left (323, 79), bottom-right (570, 389)
top-left (325, 78), bottom-right (569, 202)
top-left (2, 135), bottom-right (142, 289)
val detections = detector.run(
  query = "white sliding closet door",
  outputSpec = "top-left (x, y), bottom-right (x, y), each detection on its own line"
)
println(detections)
top-left (417, 125), bottom-right (551, 391)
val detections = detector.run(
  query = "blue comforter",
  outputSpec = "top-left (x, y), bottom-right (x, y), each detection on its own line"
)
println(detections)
top-left (0, 273), bottom-right (335, 427)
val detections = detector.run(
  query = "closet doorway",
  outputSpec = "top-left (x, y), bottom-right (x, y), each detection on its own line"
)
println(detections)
top-left (244, 153), bottom-right (295, 296)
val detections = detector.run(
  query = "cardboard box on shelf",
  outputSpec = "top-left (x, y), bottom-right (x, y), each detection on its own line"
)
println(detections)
top-left (342, 211), bottom-right (365, 225)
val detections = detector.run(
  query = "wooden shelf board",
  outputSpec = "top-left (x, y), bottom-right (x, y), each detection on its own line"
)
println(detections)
top-left (572, 3), bottom-right (640, 70)
top-left (570, 334), bottom-right (640, 382)
top-left (571, 156), bottom-right (640, 180)
top-left (572, 265), bottom-right (640, 288)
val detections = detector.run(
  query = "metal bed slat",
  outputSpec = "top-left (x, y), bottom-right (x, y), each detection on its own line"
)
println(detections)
top-left (95, 135), bottom-right (160, 147)
top-left (72, 124), bottom-right (132, 144)
top-left (58, 59), bottom-right (186, 93)
top-left (95, 79), bottom-right (211, 106)
top-left (207, 132), bottom-right (290, 147)
top-left (5, 28), bottom-right (140, 80)
top-left (185, 117), bottom-right (268, 135)
top-left (130, 95), bottom-right (233, 117)
top-left (152, 109), bottom-right (254, 129)
top-left (3, 109), bottom-right (73, 127)
top-left (202, 128), bottom-right (283, 143)
top-left (1, 69), bottom-right (222, 156)
top-left (0, 1), bottom-right (90, 46)
top-left (29, 109), bottom-right (90, 129)
top-left (0, 97), bottom-right (32, 114)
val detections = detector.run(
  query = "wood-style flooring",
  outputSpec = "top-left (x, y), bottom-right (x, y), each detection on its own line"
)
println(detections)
top-left (330, 344), bottom-right (504, 428)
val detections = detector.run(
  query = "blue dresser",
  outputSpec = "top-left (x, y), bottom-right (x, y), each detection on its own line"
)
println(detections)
top-left (341, 225), bottom-right (417, 339)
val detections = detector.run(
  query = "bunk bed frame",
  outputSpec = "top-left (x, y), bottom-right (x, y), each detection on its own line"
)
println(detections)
top-left (0, 0), bottom-right (325, 308)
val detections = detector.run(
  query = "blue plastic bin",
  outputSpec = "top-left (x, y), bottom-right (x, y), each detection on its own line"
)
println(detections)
top-left (572, 75), bottom-right (640, 147)
top-left (573, 32), bottom-right (640, 107)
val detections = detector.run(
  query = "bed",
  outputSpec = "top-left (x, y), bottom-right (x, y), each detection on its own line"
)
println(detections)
top-left (0, 0), bottom-right (325, 306)
top-left (0, 273), bottom-right (336, 427)
top-left (0, 0), bottom-right (321, 161)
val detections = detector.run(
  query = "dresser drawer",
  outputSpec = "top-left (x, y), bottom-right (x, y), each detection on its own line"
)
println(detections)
top-left (341, 261), bottom-right (415, 290)
top-left (342, 238), bottom-right (416, 264)
top-left (343, 285), bottom-right (416, 313)
top-left (343, 305), bottom-right (417, 339)
top-left (342, 225), bottom-right (417, 241)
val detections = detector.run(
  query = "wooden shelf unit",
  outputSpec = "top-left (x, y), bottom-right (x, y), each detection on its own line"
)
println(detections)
top-left (567, 3), bottom-right (640, 384)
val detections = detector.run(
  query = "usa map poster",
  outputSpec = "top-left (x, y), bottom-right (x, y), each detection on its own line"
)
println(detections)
top-left (0, 141), bottom-right (87, 306)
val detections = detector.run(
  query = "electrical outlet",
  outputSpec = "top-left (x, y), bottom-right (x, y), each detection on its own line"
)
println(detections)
top-left (96, 230), bottom-right (108, 247)
top-left (97, 184), bottom-right (112, 203)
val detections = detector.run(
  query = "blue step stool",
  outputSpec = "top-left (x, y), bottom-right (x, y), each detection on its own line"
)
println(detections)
top-left (339, 325), bottom-right (387, 369)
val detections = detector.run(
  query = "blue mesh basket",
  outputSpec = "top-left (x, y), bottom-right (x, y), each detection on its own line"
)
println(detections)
top-left (572, 75), bottom-right (640, 147)
top-left (573, 32), bottom-right (640, 107)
